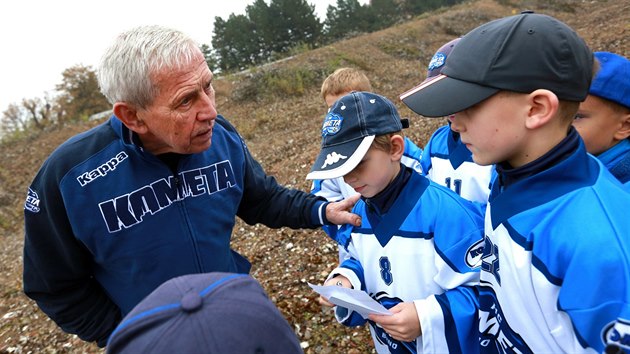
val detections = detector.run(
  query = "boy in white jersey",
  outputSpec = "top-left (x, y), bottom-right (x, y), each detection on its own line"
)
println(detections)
top-left (312, 68), bottom-right (423, 261)
top-left (419, 38), bottom-right (495, 204)
top-left (307, 91), bottom-right (484, 353)
top-left (401, 11), bottom-right (630, 353)
top-left (573, 52), bottom-right (630, 190)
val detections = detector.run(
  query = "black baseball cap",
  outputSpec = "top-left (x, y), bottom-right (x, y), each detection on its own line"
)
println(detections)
top-left (306, 91), bottom-right (408, 180)
top-left (400, 11), bottom-right (594, 117)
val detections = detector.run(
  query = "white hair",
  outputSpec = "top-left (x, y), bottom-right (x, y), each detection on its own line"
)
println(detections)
top-left (97, 25), bottom-right (201, 108)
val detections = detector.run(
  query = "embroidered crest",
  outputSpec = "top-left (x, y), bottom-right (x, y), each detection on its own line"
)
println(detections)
top-left (24, 188), bottom-right (41, 213)
top-left (321, 112), bottom-right (344, 136)
top-left (428, 52), bottom-right (447, 71)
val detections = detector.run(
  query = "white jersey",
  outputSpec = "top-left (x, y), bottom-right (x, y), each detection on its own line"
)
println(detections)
top-left (421, 125), bottom-right (494, 204)
top-left (328, 172), bottom-right (484, 353)
top-left (479, 136), bottom-right (630, 353)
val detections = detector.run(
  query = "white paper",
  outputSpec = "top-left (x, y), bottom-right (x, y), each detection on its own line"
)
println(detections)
top-left (308, 283), bottom-right (392, 318)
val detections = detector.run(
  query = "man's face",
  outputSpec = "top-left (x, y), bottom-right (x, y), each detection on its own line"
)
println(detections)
top-left (449, 92), bottom-right (528, 167)
top-left (573, 95), bottom-right (630, 155)
top-left (137, 52), bottom-right (217, 155)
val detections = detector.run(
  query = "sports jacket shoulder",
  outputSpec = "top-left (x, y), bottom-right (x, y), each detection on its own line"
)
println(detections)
top-left (23, 115), bottom-right (326, 345)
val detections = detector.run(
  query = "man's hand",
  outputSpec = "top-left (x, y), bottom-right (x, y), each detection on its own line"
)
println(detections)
top-left (369, 302), bottom-right (421, 342)
top-left (325, 194), bottom-right (361, 226)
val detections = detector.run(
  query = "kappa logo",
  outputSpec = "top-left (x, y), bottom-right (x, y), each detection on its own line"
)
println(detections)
top-left (322, 152), bottom-right (347, 168)
top-left (322, 113), bottom-right (343, 136)
top-left (603, 319), bottom-right (630, 350)
top-left (465, 238), bottom-right (485, 268)
top-left (77, 152), bottom-right (129, 187)
top-left (24, 188), bottom-right (41, 213)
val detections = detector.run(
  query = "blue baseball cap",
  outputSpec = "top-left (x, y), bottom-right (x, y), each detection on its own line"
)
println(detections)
top-left (306, 92), bottom-right (408, 180)
top-left (400, 12), bottom-right (593, 117)
top-left (106, 272), bottom-right (303, 354)
top-left (590, 52), bottom-right (630, 110)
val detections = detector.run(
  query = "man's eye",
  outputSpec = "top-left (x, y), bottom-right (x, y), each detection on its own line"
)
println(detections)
top-left (180, 97), bottom-right (192, 106)
top-left (574, 113), bottom-right (585, 120)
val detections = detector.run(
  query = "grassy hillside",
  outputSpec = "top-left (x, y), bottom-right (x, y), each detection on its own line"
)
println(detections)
top-left (0, 0), bottom-right (628, 352)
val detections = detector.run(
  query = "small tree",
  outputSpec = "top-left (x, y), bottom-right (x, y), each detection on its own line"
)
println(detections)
top-left (55, 65), bottom-right (110, 123)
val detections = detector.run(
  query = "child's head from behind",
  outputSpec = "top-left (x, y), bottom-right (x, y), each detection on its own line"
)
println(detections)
top-left (400, 11), bottom-right (593, 167)
top-left (306, 92), bottom-right (406, 197)
top-left (573, 52), bottom-right (630, 155)
top-left (321, 67), bottom-right (372, 108)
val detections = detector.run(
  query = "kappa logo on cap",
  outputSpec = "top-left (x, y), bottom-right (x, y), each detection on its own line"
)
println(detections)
top-left (428, 52), bottom-right (447, 71)
top-left (321, 112), bottom-right (344, 136)
top-left (322, 152), bottom-right (347, 168)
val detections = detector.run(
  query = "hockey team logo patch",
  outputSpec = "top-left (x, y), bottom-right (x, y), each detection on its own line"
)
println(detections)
top-left (428, 52), bottom-right (447, 71)
top-left (603, 319), bottom-right (630, 350)
top-left (24, 188), bottom-right (40, 213)
top-left (321, 113), bottom-right (343, 136)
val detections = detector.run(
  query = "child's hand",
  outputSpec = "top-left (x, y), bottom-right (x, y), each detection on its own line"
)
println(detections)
top-left (317, 275), bottom-right (351, 307)
top-left (369, 302), bottom-right (421, 342)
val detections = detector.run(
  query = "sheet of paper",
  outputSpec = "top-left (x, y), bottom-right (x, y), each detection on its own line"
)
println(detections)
top-left (308, 283), bottom-right (392, 318)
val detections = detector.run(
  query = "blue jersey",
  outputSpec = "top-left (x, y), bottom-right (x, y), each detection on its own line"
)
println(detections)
top-left (328, 171), bottom-right (484, 354)
top-left (596, 138), bottom-right (630, 190)
top-left (479, 131), bottom-right (630, 353)
top-left (421, 125), bottom-right (494, 204)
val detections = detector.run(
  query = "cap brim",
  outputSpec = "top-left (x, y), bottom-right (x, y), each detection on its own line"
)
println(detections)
top-left (400, 75), bottom-right (499, 117)
top-left (306, 136), bottom-right (374, 180)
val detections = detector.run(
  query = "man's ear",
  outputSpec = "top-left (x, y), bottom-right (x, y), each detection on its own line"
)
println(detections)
top-left (525, 89), bottom-right (559, 130)
top-left (390, 134), bottom-right (405, 161)
top-left (113, 102), bottom-right (148, 134)
top-left (614, 110), bottom-right (630, 141)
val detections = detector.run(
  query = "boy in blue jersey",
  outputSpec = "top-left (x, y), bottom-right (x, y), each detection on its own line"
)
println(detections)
top-left (419, 38), bottom-right (495, 204)
top-left (573, 52), bottom-right (630, 190)
top-left (401, 11), bottom-right (630, 353)
top-left (307, 91), bottom-right (484, 353)
top-left (313, 68), bottom-right (423, 262)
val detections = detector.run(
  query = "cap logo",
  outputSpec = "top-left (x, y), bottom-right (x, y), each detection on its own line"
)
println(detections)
top-left (321, 112), bottom-right (344, 136)
top-left (428, 52), bottom-right (447, 71)
top-left (322, 152), bottom-right (347, 168)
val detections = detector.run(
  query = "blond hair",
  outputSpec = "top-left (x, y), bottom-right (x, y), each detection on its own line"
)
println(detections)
top-left (320, 68), bottom-right (372, 100)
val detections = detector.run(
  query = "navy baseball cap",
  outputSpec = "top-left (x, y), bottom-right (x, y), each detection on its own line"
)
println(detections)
top-left (590, 52), bottom-right (630, 110)
top-left (306, 91), bottom-right (408, 180)
top-left (400, 12), bottom-right (594, 117)
top-left (106, 272), bottom-right (303, 354)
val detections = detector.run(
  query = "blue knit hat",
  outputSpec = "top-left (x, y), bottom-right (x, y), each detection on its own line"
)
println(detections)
top-left (590, 52), bottom-right (630, 110)
top-left (106, 272), bottom-right (303, 354)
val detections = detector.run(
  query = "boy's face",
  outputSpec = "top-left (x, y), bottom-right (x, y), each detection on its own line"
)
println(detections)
top-left (573, 95), bottom-right (630, 155)
top-left (343, 144), bottom-right (400, 198)
top-left (450, 92), bottom-right (528, 167)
